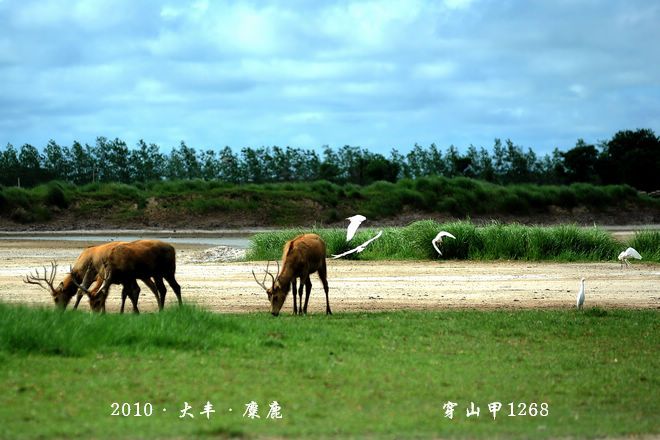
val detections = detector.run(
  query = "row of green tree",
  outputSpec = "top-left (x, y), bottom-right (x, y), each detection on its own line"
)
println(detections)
top-left (1, 129), bottom-right (658, 190)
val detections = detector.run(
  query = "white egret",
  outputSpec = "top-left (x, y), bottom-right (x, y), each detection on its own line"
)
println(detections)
top-left (432, 231), bottom-right (456, 256)
top-left (345, 215), bottom-right (366, 241)
top-left (332, 230), bottom-right (383, 259)
top-left (618, 247), bottom-right (642, 268)
top-left (576, 277), bottom-right (585, 310)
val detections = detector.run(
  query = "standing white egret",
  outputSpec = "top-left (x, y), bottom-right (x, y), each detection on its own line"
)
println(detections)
top-left (618, 247), bottom-right (642, 268)
top-left (432, 231), bottom-right (456, 256)
top-left (332, 230), bottom-right (383, 259)
top-left (345, 215), bottom-right (367, 241)
top-left (576, 277), bottom-right (585, 310)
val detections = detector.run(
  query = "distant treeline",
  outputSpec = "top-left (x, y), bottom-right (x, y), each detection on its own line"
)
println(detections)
top-left (1, 128), bottom-right (659, 191)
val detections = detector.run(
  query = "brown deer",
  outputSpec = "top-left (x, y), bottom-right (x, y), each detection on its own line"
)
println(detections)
top-left (23, 241), bottom-right (160, 313)
top-left (253, 233), bottom-right (331, 316)
top-left (85, 239), bottom-right (182, 313)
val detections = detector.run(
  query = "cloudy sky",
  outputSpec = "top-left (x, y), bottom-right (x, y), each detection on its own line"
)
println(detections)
top-left (1, 0), bottom-right (659, 155)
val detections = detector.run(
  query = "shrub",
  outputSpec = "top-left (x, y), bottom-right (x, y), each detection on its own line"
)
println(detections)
top-left (44, 182), bottom-right (69, 208)
top-left (10, 207), bottom-right (35, 223)
top-left (0, 190), bottom-right (8, 214)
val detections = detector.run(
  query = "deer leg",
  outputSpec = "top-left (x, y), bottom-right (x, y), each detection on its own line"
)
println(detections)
top-left (120, 285), bottom-right (127, 314)
top-left (303, 277), bottom-right (312, 315)
top-left (141, 277), bottom-right (161, 311)
top-left (73, 292), bottom-right (84, 309)
top-left (99, 288), bottom-right (109, 314)
top-left (164, 274), bottom-right (182, 306)
top-left (155, 278), bottom-right (167, 309)
top-left (128, 281), bottom-right (140, 315)
top-left (120, 281), bottom-right (135, 314)
top-left (291, 278), bottom-right (298, 315)
top-left (120, 282), bottom-right (139, 314)
top-left (298, 278), bottom-right (305, 315)
top-left (318, 261), bottom-right (332, 315)
top-left (297, 270), bottom-right (309, 315)
top-left (97, 269), bottom-right (113, 314)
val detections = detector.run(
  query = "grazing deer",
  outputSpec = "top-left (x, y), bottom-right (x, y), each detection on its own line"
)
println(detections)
top-left (253, 233), bottom-right (331, 316)
top-left (23, 241), bottom-right (160, 313)
top-left (85, 239), bottom-right (182, 313)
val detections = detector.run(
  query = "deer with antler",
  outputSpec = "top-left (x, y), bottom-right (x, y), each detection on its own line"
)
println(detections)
top-left (81, 240), bottom-right (182, 313)
top-left (23, 241), bottom-right (161, 313)
top-left (253, 233), bottom-right (331, 316)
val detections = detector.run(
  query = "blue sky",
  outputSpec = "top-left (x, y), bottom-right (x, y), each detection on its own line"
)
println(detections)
top-left (1, 0), bottom-right (659, 155)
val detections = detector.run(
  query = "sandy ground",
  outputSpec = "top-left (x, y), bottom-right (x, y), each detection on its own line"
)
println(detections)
top-left (1, 239), bottom-right (658, 314)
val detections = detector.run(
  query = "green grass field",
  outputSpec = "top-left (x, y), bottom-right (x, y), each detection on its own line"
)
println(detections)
top-left (247, 220), bottom-right (660, 262)
top-left (0, 304), bottom-right (657, 439)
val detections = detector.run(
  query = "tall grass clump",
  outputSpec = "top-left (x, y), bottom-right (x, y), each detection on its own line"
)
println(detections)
top-left (628, 230), bottom-right (660, 261)
top-left (1, 186), bottom-right (33, 209)
top-left (474, 223), bottom-right (530, 259)
top-left (0, 186), bottom-right (43, 222)
top-left (246, 228), bottom-right (348, 260)
top-left (247, 220), bottom-right (659, 262)
top-left (78, 182), bottom-right (146, 202)
top-left (525, 224), bottom-right (617, 261)
top-left (31, 181), bottom-right (72, 209)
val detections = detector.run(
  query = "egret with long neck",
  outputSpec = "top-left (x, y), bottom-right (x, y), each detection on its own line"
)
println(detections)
top-left (576, 278), bottom-right (585, 310)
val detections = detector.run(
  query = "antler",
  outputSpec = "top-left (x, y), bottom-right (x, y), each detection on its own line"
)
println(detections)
top-left (23, 261), bottom-right (58, 293)
top-left (252, 261), bottom-right (277, 291)
top-left (252, 269), bottom-right (268, 290)
top-left (68, 266), bottom-right (92, 295)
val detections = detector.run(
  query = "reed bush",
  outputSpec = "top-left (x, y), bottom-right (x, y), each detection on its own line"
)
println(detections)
top-left (628, 230), bottom-right (660, 261)
top-left (247, 220), bottom-right (659, 262)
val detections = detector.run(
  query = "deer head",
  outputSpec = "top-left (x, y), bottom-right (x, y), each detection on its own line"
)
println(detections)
top-left (252, 261), bottom-right (286, 316)
top-left (23, 262), bottom-right (71, 309)
top-left (69, 269), bottom-right (106, 312)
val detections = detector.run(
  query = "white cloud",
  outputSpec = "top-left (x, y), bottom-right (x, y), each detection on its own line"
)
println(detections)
top-left (282, 112), bottom-right (326, 124)
top-left (160, 5), bottom-right (183, 20)
top-left (569, 84), bottom-right (586, 98)
top-left (412, 61), bottom-right (457, 79)
top-left (443, 0), bottom-right (475, 10)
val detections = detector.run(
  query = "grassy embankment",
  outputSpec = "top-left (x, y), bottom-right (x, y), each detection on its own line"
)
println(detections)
top-left (0, 303), bottom-right (657, 439)
top-left (1, 177), bottom-right (657, 225)
top-left (247, 220), bottom-right (660, 262)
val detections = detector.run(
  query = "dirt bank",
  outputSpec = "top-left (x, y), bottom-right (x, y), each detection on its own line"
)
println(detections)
top-left (1, 240), bottom-right (658, 314)
top-left (1, 202), bottom-right (659, 232)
